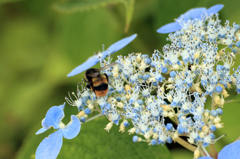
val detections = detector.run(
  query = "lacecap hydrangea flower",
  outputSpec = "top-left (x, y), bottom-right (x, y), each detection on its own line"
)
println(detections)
top-left (65, 6), bottom-right (240, 159)
top-left (35, 4), bottom-right (240, 159)
top-left (35, 34), bottom-right (137, 159)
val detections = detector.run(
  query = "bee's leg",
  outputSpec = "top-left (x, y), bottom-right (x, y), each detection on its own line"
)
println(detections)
top-left (86, 84), bottom-right (91, 89)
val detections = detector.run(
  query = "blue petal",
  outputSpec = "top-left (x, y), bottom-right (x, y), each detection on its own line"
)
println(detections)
top-left (207, 4), bottom-right (224, 16)
top-left (67, 34), bottom-right (137, 77)
top-left (157, 5), bottom-right (221, 34)
top-left (178, 8), bottom-right (208, 22)
top-left (218, 140), bottom-right (240, 159)
top-left (62, 115), bottom-right (81, 139)
top-left (198, 157), bottom-right (213, 159)
top-left (157, 22), bottom-right (182, 34)
top-left (67, 55), bottom-right (99, 77)
top-left (102, 34), bottom-right (137, 58)
top-left (41, 104), bottom-right (65, 130)
top-left (36, 127), bottom-right (48, 135)
top-left (36, 130), bottom-right (63, 159)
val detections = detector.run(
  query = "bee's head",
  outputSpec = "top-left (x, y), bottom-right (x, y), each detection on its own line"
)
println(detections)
top-left (85, 68), bottom-right (101, 81)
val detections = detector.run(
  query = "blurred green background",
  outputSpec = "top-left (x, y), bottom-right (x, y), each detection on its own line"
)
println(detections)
top-left (0, 0), bottom-right (240, 159)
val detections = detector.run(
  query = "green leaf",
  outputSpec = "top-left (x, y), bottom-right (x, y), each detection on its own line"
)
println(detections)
top-left (171, 149), bottom-right (193, 159)
top-left (56, 8), bottom-right (121, 66)
top-left (0, 0), bottom-right (20, 5)
top-left (17, 117), bottom-right (172, 159)
top-left (212, 94), bottom-right (240, 152)
top-left (53, 0), bottom-right (135, 32)
top-left (221, 94), bottom-right (240, 141)
top-left (123, 0), bottom-right (135, 32)
top-left (53, 0), bottom-right (124, 13)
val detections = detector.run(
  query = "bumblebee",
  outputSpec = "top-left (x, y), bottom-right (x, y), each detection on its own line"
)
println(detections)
top-left (85, 68), bottom-right (109, 97)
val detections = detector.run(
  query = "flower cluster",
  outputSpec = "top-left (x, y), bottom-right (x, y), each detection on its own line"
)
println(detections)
top-left (35, 4), bottom-right (240, 159)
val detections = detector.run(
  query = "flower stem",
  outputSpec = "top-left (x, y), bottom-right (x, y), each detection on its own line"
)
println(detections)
top-left (209, 144), bottom-right (218, 159)
top-left (86, 113), bottom-right (103, 123)
top-left (201, 145), bottom-right (210, 157)
top-left (174, 137), bottom-right (197, 152)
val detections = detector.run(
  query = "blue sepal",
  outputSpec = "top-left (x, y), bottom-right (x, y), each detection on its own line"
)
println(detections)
top-left (198, 157), bottom-right (212, 159)
top-left (67, 55), bottom-right (99, 77)
top-left (62, 115), bottom-right (81, 139)
top-left (42, 104), bottom-right (65, 130)
top-left (36, 127), bottom-right (48, 135)
top-left (157, 4), bottom-right (223, 34)
top-left (178, 8), bottom-right (207, 22)
top-left (35, 130), bottom-right (63, 159)
top-left (207, 4), bottom-right (224, 16)
top-left (102, 34), bottom-right (137, 58)
top-left (157, 22), bottom-right (181, 34)
top-left (218, 140), bottom-right (240, 159)
top-left (67, 34), bottom-right (137, 77)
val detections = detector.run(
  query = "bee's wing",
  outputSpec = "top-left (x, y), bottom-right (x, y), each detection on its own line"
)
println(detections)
top-left (67, 55), bottom-right (99, 77)
top-left (102, 34), bottom-right (137, 58)
top-left (157, 22), bottom-right (182, 34)
top-left (207, 4), bottom-right (224, 16)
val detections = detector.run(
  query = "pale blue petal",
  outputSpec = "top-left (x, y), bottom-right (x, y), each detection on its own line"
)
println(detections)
top-left (36, 127), bottom-right (48, 135)
top-left (198, 157), bottom-right (213, 159)
top-left (67, 34), bottom-right (136, 77)
top-left (178, 8), bottom-right (207, 22)
top-left (207, 4), bottom-right (224, 16)
top-left (62, 115), bottom-right (81, 139)
top-left (67, 55), bottom-right (99, 77)
top-left (218, 140), bottom-right (240, 159)
top-left (158, 5), bottom-right (222, 34)
top-left (36, 130), bottom-right (63, 159)
top-left (157, 22), bottom-right (182, 34)
top-left (42, 104), bottom-right (65, 130)
top-left (102, 34), bottom-right (137, 58)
